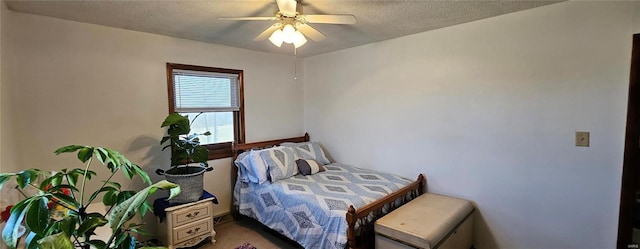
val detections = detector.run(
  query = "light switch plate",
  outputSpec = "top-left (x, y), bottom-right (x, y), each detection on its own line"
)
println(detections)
top-left (576, 131), bottom-right (590, 147)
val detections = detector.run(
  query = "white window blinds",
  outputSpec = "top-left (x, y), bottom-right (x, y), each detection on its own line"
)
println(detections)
top-left (173, 69), bottom-right (240, 112)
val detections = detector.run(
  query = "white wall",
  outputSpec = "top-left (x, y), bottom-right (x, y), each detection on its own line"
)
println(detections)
top-left (0, 2), bottom-right (13, 249)
top-left (0, 0), bottom-right (4, 174)
top-left (0, 1), bottom-right (3, 249)
top-left (304, 1), bottom-right (638, 248)
top-left (2, 9), bottom-right (304, 222)
top-left (635, 3), bottom-right (640, 33)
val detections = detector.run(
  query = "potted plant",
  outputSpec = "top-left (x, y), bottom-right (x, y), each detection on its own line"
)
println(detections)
top-left (156, 113), bottom-right (213, 204)
top-left (0, 145), bottom-right (181, 249)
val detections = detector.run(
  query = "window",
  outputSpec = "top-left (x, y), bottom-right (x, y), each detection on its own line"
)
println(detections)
top-left (167, 63), bottom-right (245, 160)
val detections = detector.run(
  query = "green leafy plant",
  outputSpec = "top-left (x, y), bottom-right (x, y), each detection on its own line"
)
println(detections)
top-left (160, 113), bottom-right (211, 168)
top-left (0, 145), bottom-right (181, 249)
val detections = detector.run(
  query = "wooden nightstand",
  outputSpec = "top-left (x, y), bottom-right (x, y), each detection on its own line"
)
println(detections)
top-left (155, 195), bottom-right (217, 249)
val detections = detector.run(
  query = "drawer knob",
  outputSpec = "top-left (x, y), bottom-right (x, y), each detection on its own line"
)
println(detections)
top-left (186, 227), bottom-right (201, 235)
top-left (186, 211), bottom-right (200, 218)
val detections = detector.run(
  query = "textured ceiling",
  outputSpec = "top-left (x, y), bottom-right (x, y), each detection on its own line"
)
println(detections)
top-left (5, 0), bottom-right (561, 57)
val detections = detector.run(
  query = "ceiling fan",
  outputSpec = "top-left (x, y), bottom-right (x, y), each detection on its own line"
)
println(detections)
top-left (218, 0), bottom-right (357, 48)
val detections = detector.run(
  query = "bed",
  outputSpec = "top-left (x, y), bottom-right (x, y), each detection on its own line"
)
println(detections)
top-left (232, 133), bottom-right (425, 249)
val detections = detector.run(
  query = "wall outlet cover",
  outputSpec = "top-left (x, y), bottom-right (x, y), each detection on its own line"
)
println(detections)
top-left (576, 131), bottom-right (590, 147)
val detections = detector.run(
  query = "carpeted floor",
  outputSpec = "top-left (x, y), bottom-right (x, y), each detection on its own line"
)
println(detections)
top-left (199, 218), bottom-right (301, 249)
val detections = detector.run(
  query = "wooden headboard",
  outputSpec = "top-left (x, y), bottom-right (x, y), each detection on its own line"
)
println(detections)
top-left (231, 132), bottom-right (309, 159)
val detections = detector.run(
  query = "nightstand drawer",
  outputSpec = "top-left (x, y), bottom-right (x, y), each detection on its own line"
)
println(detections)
top-left (173, 218), bottom-right (212, 242)
top-left (171, 201), bottom-right (212, 227)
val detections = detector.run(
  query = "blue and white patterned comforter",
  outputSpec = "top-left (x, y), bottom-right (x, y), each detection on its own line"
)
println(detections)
top-left (233, 163), bottom-right (412, 249)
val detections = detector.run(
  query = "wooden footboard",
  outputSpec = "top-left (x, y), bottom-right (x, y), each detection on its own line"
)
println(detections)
top-left (345, 174), bottom-right (425, 249)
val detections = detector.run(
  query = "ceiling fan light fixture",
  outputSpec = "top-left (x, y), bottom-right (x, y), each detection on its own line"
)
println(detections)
top-left (293, 31), bottom-right (307, 48)
top-left (224, 0), bottom-right (355, 49)
top-left (268, 29), bottom-right (284, 47)
top-left (282, 24), bottom-right (296, 44)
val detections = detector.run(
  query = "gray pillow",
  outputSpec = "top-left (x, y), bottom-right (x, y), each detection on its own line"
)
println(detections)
top-left (296, 159), bottom-right (326, 176)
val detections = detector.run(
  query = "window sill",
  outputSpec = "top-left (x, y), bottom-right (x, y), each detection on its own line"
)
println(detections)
top-left (206, 142), bottom-right (232, 160)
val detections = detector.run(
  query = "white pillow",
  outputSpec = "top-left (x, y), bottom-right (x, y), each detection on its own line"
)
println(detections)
top-left (249, 149), bottom-right (269, 184)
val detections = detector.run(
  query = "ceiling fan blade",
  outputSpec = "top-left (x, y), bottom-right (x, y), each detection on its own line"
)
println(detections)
top-left (254, 23), bottom-right (283, 41)
top-left (217, 17), bottom-right (277, 21)
top-left (304, 14), bottom-right (357, 24)
top-left (297, 24), bottom-right (326, 42)
top-left (276, 0), bottom-right (297, 17)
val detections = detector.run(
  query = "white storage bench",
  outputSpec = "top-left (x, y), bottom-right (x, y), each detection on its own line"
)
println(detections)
top-left (375, 193), bottom-right (474, 249)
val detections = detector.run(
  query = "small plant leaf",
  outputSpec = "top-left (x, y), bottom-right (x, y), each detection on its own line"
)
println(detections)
top-left (131, 164), bottom-right (151, 185)
top-left (88, 239), bottom-right (107, 249)
top-left (109, 180), bottom-right (179, 232)
top-left (113, 232), bottom-right (128, 248)
top-left (121, 164), bottom-right (135, 180)
top-left (51, 174), bottom-right (63, 187)
top-left (58, 217), bottom-right (77, 237)
top-left (77, 147), bottom-right (94, 163)
top-left (2, 199), bottom-right (32, 248)
top-left (161, 113), bottom-right (190, 131)
top-left (168, 185), bottom-right (181, 200)
top-left (37, 232), bottom-right (74, 249)
top-left (25, 231), bottom-right (43, 249)
top-left (95, 147), bottom-right (109, 164)
top-left (138, 201), bottom-right (151, 218)
top-left (81, 169), bottom-right (97, 179)
top-left (54, 145), bottom-right (86, 155)
top-left (16, 169), bottom-right (41, 189)
top-left (77, 216), bottom-right (108, 237)
top-left (26, 198), bottom-right (49, 235)
top-left (67, 173), bottom-right (79, 188)
top-left (103, 190), bottom-right (118, 206)
top-left (191, 146), bottom-right (210, 163)
top-left (105, 148), bottom-right (131, 166)
top-left (0, 173), bottom-right (13, 190)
